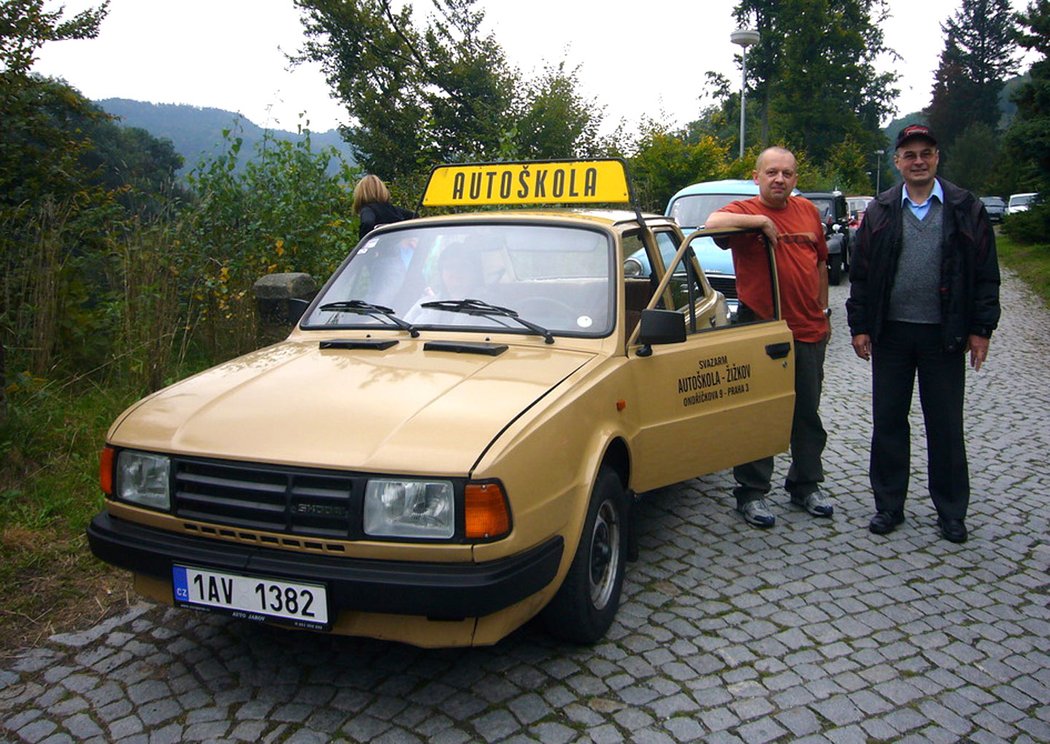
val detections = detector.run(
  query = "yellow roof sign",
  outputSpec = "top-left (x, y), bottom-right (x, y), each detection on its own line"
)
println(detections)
top-left (422, 159), bottom-right (632, 207)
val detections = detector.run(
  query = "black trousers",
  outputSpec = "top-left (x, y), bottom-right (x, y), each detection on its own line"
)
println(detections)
top-left (870, 321), bottom-right (969, 520)
top-left (734, 338), bottom-right (827, 505)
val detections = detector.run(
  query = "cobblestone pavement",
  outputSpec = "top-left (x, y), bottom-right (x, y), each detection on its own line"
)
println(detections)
top-left (2, 270), bottom-right (1048, 744)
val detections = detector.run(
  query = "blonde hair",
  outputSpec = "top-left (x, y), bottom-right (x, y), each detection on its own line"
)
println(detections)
top-left (353, 174), bottom-right (391, 213)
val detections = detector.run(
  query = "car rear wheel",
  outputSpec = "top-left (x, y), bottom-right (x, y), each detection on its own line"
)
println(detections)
top-left (542, 466), bottom-right (627, 644)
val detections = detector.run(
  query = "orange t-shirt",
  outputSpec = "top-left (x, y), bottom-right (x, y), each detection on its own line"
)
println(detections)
top-left (718, 196), bottom-right (829, 342)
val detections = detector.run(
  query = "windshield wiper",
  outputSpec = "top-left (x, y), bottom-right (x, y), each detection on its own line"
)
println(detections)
top-left (318, 300), bottom-right (420, 337)
top-left (420, 299), bottom-right (555, 344)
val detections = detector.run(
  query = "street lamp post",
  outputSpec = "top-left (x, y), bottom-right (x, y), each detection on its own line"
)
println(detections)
top-left (874, 149), bottom-right (885, 193)
top-left (731, 28), bottom-right (760, 161)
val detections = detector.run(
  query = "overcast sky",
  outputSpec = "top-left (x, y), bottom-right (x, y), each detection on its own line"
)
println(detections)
top-left (32, 0), bottom-right (1036, 136)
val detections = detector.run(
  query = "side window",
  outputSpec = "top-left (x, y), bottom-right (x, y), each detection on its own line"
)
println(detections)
top-left (702, 228), bottom-right (780, 329)
top-left (657, 230), bottom-right (721, 335)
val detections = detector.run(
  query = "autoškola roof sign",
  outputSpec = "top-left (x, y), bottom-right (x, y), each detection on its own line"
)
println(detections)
top-left (421, 159), bottom-right (634, 208)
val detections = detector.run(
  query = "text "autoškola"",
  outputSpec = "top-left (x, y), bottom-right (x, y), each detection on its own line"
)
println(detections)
top-left (451, 167), bottom-right (599, 202)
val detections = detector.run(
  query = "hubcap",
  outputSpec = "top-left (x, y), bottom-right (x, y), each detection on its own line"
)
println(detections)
top-left (588, 499), bottom-right (621, 610)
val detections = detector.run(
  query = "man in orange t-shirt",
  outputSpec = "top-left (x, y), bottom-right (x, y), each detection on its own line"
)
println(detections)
top-left (705, 146), bottom-right (832, 528)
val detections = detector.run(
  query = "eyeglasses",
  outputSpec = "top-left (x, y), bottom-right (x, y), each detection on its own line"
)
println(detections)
top-left (896, 149), bottom-right (938, 162)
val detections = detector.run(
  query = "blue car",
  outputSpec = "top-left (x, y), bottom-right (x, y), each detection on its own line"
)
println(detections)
top-left (625, 180), bottom-right (762, 318)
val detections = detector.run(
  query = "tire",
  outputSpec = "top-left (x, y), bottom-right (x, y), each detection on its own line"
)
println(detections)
top-left (542, 467), bottom-right (628, 644)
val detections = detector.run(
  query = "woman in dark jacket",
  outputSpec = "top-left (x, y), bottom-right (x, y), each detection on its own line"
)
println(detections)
top-left (353, 174), bottom-right (415, 240)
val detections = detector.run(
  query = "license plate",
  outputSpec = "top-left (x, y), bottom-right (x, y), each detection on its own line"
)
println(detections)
top-left (172, 565), bottom-right (329, 630)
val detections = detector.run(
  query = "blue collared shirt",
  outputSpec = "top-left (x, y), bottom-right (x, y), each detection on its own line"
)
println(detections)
top-left (902, 179), bottom-right (943, 220)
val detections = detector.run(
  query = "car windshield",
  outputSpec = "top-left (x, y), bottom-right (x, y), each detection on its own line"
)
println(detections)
top-left (808, 198), bottom-right (834, 221)
top-left (668, 194), bottom-right (746, 230)
top-left (302, 223), bottom-right (614, 337)
top-left (1009, 194), bottom-right (1035, 207)
top-left (981, 197), bottom-right (1005, 207)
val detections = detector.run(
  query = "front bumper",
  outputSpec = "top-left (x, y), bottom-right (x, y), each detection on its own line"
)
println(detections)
top-left (87, 512), bottom-right (563, 620)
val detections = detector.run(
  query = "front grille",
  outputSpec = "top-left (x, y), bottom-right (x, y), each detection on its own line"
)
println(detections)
top-left (708, 275), bottom-right (738, 300)
top-left (173, 458), bottom-right (357, 538)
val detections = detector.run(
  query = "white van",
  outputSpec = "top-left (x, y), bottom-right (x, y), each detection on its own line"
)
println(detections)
top-left (1007, 192), bottom-right (1037, 215)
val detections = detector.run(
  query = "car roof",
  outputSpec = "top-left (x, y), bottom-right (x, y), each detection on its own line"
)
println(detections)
top-left (801, 191), bottom-right (844, 199)
top-left (668, 179), bottom-right (759, 199)
top-left (405, 209), bottom-right (674, 231)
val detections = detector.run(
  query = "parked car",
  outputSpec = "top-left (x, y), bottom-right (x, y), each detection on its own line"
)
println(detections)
top-left (800, 191), bottom-right (850, 286)
top-left (846, 195), bottom-right (873, 227)
top-left (87, 159), bottom-right (797, 648)
top-left (651, 179), bottom-right (764, 319)
top-left (980, 196), bottom-right (1007, 223)
top-left (1007, 192), bottom-right (1037, 215)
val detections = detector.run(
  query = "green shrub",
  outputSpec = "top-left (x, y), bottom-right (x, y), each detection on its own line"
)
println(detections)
top-left (1002, 203), bottom-right (1050, 244)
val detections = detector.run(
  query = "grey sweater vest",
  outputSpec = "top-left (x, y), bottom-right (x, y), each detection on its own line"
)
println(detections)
top-left (889, 202), bottom-right (942, 323)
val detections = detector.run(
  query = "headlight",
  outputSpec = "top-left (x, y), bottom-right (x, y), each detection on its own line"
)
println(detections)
top-left (364, 479), bottom-right (454, 539)
top-left (116, 451), bottom-right (171, 511)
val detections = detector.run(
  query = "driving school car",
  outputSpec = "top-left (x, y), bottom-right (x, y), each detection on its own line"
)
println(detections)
top-left (87, 159), bottom-right (796, 648)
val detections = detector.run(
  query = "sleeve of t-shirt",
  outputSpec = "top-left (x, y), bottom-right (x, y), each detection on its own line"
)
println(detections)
top-left (715, 200), bottom-right (766, 253)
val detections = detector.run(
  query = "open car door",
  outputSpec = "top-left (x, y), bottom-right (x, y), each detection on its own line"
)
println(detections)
top-left (626, 227), bottom-right (795, 492)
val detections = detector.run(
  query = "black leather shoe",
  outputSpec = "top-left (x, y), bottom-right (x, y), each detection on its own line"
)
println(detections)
top-left (869, 510), bottom-right (904, 535)
top-left (938, 517), bottom-right (968, 543)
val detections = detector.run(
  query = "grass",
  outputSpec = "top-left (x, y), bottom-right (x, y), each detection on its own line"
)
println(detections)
top-left (0, 230), bottom-right (1047, 658)
top-left (0, 376), bottom-right (139, 657)
top-left (996, 231), bottom-right (1050, 308)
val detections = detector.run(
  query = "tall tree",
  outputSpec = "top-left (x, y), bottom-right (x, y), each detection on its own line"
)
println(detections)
top-left (293, 0), bottom-right (608, 181)
top-left (726, 0), bottom-right (898, 162)
top-left (0, 0), bottom-right (110, 410)
top-left (0, 0), bottom-right (108, 76)
top-left (1000, 0), bottom-right (1049, 236)
top-left (926, 0), bottom-right (1020, 148)
top-left (510, 62), bottom-right (606, 160)
top-left (293, 0), bottom-right (511, 179)
top-left (940, 121), bottom-right (999, 192)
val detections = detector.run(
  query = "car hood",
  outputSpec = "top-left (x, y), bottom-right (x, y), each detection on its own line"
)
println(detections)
top-left (109, 338), bottom-right (595, 474)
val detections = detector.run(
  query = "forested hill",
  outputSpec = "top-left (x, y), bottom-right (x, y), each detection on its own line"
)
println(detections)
top-left (97, 98), bottom-right (356, 174)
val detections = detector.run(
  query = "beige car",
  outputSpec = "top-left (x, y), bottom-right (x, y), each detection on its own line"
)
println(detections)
top-left (88, 160), bottom-right (795, 648)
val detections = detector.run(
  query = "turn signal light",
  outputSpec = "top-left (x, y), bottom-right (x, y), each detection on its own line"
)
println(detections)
top-left (99, 446), bottom-right (115, 496)
top-left (464, 482), bottom-right (511, 539)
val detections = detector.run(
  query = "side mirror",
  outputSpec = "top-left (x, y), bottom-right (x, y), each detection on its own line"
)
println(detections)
top-left (623, 257), bottom-right (644, 278)
top-left (636, 309), bottom-right (686, 356)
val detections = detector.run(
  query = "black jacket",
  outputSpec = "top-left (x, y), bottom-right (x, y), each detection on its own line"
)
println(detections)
top-left (846, 178), bottom-right (1000, 353)
top-left (359, 202), bottom-right (416, 240)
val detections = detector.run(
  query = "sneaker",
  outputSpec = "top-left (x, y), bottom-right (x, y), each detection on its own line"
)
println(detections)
top-left (736, 498), bottom-right (775, 528)
top-left (790, 490), bottom-right (834, 517)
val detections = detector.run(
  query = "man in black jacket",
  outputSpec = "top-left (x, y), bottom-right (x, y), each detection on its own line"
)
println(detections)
top-left (846, 124), bottom-right (1000, 544)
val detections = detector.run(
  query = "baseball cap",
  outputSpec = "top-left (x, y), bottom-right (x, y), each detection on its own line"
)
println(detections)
top-left (895, 124), bottom-right (938, 149)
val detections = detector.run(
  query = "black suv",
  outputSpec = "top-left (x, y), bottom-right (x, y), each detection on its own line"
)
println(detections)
top-left (801, 191), bottom-right (850, 285)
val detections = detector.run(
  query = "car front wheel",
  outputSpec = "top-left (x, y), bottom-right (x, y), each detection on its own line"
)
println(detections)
top-left (542, 466), bottom-right (628, 644)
